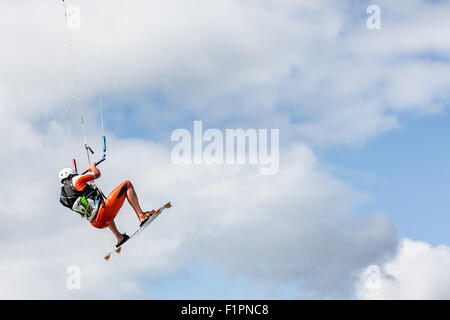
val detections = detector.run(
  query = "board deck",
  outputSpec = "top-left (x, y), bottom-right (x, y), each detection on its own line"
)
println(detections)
top-left (104, 201), bottom-right (171, 261)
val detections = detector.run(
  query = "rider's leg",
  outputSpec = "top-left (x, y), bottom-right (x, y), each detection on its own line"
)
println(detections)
top-left (125, 182), bottom-right (147, 222)
top-left (92, 181), bottom-right (149, 229)
top-left (108, 220), bottom-right (124, 242)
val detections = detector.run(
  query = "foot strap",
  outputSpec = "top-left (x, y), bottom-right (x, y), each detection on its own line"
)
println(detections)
top-left (140, 210), bottom-right (156, 227)
top-left (116, 233), bottom-right (130, 248)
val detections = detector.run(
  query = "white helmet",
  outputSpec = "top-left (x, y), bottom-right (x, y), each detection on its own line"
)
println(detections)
top-left (59, 168), bottom-right (77, 183)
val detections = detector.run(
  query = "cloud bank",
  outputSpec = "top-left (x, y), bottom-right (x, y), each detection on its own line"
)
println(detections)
top-left (357, 239), bottom-right (450, 299)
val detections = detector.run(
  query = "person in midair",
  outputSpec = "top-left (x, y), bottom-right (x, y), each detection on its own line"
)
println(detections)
top-left (58, 162), bottom-right (155, 247)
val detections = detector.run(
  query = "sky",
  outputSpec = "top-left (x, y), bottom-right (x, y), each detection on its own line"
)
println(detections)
top-left (0, 0), bottom-right (449, 299)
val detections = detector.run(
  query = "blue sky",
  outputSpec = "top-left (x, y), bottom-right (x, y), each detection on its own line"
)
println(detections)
top-left (323, 109), bottom-right (450, 246)
top-left (98, 82), bottom-right (450, 247)
top-left (104, 97), bottom-right (450, 299)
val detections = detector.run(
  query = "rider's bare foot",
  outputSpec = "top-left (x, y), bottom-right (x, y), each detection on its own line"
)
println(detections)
top-left (139, 210), bottom-right (153, 222)
top-left (139, 210), bottom-right (156, 227)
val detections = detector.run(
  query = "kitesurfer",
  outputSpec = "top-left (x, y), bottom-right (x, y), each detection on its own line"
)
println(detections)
top-left (58, 162), bottom-right (155, 247)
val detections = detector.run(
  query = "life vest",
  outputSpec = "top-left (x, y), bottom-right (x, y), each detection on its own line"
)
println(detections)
top-left (60, 177), bottom-right (103, 222)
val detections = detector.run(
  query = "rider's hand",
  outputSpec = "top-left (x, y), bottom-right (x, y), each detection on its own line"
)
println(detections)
top-left (88, 162), bottom-right (101, 178)
top-left (88, 162), bottom-right (97, 172)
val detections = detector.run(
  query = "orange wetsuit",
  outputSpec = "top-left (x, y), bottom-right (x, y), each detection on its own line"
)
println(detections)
top-left (72, 173), bottom-right (131, 229)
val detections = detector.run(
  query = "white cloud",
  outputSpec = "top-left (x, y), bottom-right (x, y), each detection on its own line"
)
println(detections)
top-left (357, 239), bottom-right (450, 299)
top-left (0, 112), bottom-right (398, 298)
top-left (2, 0), bottom-right (450, 145)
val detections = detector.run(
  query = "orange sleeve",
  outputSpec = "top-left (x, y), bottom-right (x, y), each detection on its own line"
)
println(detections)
top-left (73, 173), bottom-right (96, 191)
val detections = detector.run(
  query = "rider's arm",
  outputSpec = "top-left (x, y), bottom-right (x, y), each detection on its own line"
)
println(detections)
top-left (72, 163), bottom-right (101, 191)
top-left (88, 162), bottom-right (101, 179)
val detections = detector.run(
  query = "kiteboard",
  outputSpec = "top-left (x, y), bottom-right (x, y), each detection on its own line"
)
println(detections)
top-left (104, 201), bottom-right (172, 261)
